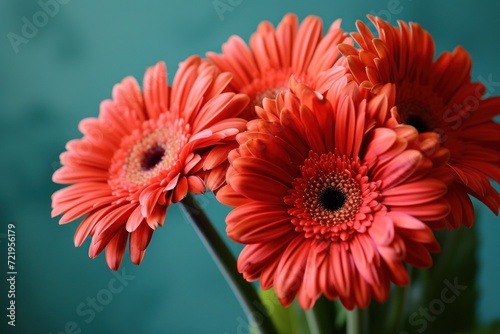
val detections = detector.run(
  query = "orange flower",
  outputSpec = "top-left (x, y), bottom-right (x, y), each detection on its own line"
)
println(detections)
top-left (340, 16), bottom-right (500, 228)
top-left (218, 81), bottom-right (448, 310)
top-left (207, 13), bottom-right (350, 119)
top-left (52, 57), bottom-right (248, 269)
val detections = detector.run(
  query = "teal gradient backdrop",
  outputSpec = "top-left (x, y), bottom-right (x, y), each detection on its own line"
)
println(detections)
top-left (1, 0), bottom-right (499, 333)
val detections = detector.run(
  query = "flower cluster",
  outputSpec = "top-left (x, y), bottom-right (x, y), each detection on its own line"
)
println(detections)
top-left (52, 14), bottom-right (500, 310)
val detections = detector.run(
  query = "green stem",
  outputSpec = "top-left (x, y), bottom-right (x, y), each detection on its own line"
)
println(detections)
top-left (385, 285), bottom-right (408, 334)
top-left (305, 297), bottom-right (334, 334)
top-left (346, 308), bottom-right (368, 334)
top-left (180, 193), bottom-right (278, 334)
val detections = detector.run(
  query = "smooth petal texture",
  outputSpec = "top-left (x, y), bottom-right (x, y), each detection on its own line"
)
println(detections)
top-left (345, 16), bottom-right (500, 227)
top-left (52, 57), bottom-right (247, 269)
top-left (143, 62), bottom-right (168, 119)
top-left (222, 78), bottom-right (445, 311)
top-left (207, 13), bottom-right (349, 119)
top-left (226, 203), bottom-right (293, 243)
top-left (382, 178), bottom-right (447, 205)
top-left (275, 236), bottom-right (310, 306)
top-left (230, 173), bottom-right (290, 203)
top-left (105, 228), bottom-right (129, 270)
top-left (373, 150), bottom-right (422, 189)
top-left (238, 231), bottom-right (296, 283)
top-left (216, 184), bottom-right (251, 207)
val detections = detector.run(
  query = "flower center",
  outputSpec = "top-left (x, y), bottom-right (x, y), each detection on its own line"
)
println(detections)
top-left (141, 145), bottom-right (166, 170)
top-left (124, 127), bottom-right (185, 185)
top-left (239, 69), bottom-right (294, 119)
top-left (395, 81), bottom-right (446, 135)
top-left (302, 169), bottom-right (363, 227)
top-left (319, 187), bottom-right (346, 212)
top-left (284, 151), bottom-right (377, 242)
top-left (397, 100), bottom-right (438, 133)
top-left (252, 87), bottom-right (286, 107)
top-left (242, 86), bottom-right (288, 120)
top-left (109, 115), bottom-right (190, 192)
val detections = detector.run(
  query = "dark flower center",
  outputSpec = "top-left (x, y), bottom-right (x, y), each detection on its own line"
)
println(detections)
top-left (109, 119), bottom-right (191, 189)
top-left (141, 145), bottom-right (165, 170)
top-left (319, 187), bottom-right (346, 212)
top-left (285, 152), bottom-right (376, 241)
top-left (286, 152), bottom-right (365, 228)
top-left (405, 114), bottom-right (431, 133)
top-left (398, 100), bottom-right (438, 133)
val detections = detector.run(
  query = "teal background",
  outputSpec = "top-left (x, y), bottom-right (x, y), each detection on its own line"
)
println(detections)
top-left (1, 0), bottom-right (499, 333)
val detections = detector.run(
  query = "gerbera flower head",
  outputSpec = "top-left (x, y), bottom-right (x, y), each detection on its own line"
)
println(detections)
top-left (218, 80), bottom-right (449, 310)
top-left (339, 15), bottom-right (500, 228)
top-left (52, 56), bottom-right (249, 270)
top-left (207, 13), bottom-right (350, 120)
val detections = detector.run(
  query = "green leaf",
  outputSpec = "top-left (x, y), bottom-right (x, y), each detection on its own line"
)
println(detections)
top-left (250, 288), bottom-right (308, 334)
top-left (368, 224), bottom-right (479, 334)
top-left (251, 288), bottom-right (345, 334)
top-left (406, 226), bottom-right (478, 333)
top-left (305, 296), bottom-right (343, 334)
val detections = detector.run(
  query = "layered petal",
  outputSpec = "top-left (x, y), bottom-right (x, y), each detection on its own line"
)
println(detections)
top-left (207, 13), bottom-right (350, 119)
top-left (52, 57), bottom-right (247, 269)
top-left (342, 16), bottom-right (500, 227)
top-left (220, 80), bottom-right (445, 310)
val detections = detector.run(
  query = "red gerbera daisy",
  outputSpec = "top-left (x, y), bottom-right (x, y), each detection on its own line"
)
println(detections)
top-left (207, 13), bottom-right (350, 119)
top-left (218, 81), bottom-right (449, 310)
top-left (51, 56), bottom-right (249, 269)
top-left (339, 16), bottom-right (500, 228)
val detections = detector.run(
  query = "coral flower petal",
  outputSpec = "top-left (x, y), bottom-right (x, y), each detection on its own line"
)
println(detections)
top-left (343, 16), bottom-right (500, 227)
top-left (52, 57), bottom-right (248, 269)
top-left (208, 13), bottom-right (350, 119)
top-left (220, 81), bottom-right (445, 309)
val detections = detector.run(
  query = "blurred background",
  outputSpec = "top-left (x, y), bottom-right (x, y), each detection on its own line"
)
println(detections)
top-left (1, 0), bottom-right (499, 333)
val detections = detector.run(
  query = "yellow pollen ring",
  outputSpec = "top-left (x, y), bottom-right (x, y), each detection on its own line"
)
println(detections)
top-left (304, 172), bottom-right (363, 226)
top-left (123, 128), bottom-right (184, 185)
